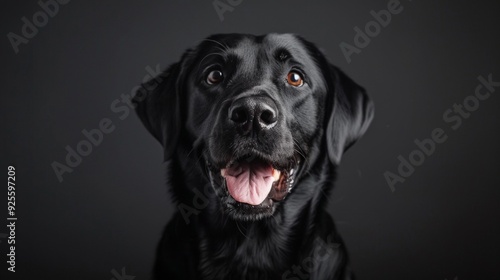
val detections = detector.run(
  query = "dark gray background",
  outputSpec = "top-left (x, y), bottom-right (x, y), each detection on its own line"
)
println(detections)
top-left (2, 0), bottom-right (500, 279)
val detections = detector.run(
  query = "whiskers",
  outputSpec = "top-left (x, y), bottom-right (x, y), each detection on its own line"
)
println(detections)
top-left (293, 137), bottom-right (309, 171)
top-left (197, 38), bottom-right (231, 71)
top-left (202, 38), bottom-right (230, 54)
top-left (235, 220), bottom-right (250, 239)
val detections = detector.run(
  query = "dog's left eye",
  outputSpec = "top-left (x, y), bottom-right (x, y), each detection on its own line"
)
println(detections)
top-left (287, 71), bottom-right (304, 87)
top-left (206, 70), bottom-right (224, 85)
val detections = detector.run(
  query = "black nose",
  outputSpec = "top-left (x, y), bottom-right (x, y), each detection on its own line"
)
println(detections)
top-left (228, 97), bottom-right (278, 133)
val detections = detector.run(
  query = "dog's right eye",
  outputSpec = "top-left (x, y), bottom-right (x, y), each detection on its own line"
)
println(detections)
top-left (287, 71), bottom-right (304, 87)
top-left (206, 70), bottom-right (224, 85)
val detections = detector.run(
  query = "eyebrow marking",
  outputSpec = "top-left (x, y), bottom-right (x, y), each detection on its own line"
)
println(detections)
top-left (274, 48), bottom-right (291, 62)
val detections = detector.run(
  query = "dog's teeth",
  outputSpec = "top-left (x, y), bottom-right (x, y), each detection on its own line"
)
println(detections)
top-left (290, 169), bottom-right (294, 175)
top-left (272, 169), bottom-right (281, 181)
top-left (221, 169), bottom-right (226, 178)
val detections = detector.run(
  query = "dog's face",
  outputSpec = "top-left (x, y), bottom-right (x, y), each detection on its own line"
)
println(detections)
top-left (188, 34), bottom-right (328, 219)
top-left (134, 34), bottom-right (373, 221)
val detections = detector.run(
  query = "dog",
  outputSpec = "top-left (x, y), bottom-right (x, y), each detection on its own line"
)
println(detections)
top-left (133, 33), bottom-right (374, 280)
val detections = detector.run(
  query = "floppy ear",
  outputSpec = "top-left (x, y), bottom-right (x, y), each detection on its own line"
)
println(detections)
top-left (326, 65), bottom-right (374, 165)
top-left (132, 62), bottom-right (183, 161)
top-left (294, 35), bottom-right (373, 165)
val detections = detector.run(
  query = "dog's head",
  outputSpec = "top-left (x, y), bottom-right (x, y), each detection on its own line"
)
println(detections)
top-left (134, 34), bottom-right (373, 221)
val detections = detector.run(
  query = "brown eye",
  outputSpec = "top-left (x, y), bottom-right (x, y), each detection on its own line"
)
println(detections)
top-left (206, 70), bottom-right (223, 85)
top-left (287, 71), bottom-right (304, 87)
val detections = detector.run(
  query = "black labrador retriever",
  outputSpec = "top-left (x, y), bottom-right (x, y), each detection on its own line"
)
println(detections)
top-left (133, 33), bottom-right (374, 280)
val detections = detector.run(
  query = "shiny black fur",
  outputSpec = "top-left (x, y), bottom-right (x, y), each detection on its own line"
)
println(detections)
top-left (133, 33), bottom-right (374, 280)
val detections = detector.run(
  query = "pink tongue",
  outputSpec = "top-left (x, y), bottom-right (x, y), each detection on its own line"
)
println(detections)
top-left (224, 161), bottom-right (274, 205)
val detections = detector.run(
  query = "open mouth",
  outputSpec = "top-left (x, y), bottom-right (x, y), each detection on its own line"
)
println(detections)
top-left (208, 152), bottom-right (298, 216)
top-left (209, 154), bottom-right (298, 214)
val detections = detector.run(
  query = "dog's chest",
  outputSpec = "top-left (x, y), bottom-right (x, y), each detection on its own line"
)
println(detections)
top-left (198, 231), bottom-right (291, 279)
